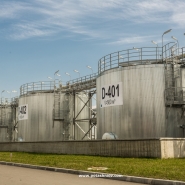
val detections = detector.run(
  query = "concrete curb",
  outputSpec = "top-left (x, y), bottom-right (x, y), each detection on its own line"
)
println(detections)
top-left (0, 161), bottom-right (184, 185)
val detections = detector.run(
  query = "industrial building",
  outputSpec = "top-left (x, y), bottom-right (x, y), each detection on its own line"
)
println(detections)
top-left (0, 41), bottom-right (185, 142)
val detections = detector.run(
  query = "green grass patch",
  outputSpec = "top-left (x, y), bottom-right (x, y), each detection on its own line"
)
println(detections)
top-left (0, 152), bottom-right (185, 181)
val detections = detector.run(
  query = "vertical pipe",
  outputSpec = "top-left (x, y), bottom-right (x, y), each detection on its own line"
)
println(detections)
top-left (73, 91), bottom-right (76, 140)
top-left (88, 92), bottom-right (91, 139)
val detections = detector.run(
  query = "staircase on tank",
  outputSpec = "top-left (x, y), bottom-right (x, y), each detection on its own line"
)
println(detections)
top-left (165, 58), bottom-right (185, 107)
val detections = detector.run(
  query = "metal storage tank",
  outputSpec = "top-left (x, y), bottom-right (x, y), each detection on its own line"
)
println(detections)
top-left (17, 81), bottom-right (89, 141)
top-left (96, 43), bottom-right (185, 139)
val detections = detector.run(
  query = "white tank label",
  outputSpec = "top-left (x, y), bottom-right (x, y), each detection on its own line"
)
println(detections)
top-left (18, 104), bottom-right (28, 120)
top-left (100, 82), bottom-right (123, 108)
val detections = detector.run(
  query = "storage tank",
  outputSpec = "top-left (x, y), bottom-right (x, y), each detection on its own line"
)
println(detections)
top-left (17, 81), bottom-right (89, 141)
top-left (96, 44), bottom-right (185, 139)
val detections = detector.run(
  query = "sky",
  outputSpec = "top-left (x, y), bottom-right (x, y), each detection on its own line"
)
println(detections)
top-left (0, 0), bottom-right (185, 99)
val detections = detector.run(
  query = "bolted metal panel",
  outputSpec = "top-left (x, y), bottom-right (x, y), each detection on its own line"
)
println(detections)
top-left (96, 64), bottom-right (166, 139)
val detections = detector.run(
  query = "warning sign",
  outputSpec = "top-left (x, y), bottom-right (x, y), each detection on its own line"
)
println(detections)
top-left (18, 104), bottom-right (28, 120)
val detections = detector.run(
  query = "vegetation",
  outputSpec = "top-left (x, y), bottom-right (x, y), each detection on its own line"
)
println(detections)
top-left (0, 152), bottom-right (185, 181)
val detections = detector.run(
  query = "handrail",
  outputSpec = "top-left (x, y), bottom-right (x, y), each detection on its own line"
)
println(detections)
top-left (66, 73), bottom-right (98, 85)
top-left (19, 73), bottom-right (98, 96)
top-left (98, 42), bottom-right (180, 74)
top-left (20, 81), bottom-right (56, 96)
top-left (0, 98), bottom-right (11, 105)
top-left (18, 43), bottom-right (184, 96)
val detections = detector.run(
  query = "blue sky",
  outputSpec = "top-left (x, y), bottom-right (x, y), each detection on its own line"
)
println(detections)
top-left (0, 0), bottom-right (185, 98)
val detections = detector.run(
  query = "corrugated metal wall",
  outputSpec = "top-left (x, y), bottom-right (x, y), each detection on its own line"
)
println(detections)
top-left (17, 92), bottom-right (89, 141)
top-left (96, 64), bottom-right (167, 139)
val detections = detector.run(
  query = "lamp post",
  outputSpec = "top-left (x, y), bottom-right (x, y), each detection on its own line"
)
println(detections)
top-left (1, 90), bottom-right (5, 104)
top-left (86, 66), bottom-right (93, 74)
top-left (6, 91), bottom-right (11, 103)
top-left (56, 73), bottom-right (62, 85)
top-left (171, 36), bottom-right (179, 55)
top-left (54, 70), bottom-right (59, 90)
top-left (162, 29), bottom-right (172, 62)
top-left (65, 72), bottom-right (71, 80)
top-left (151, 40), bottom-right (159, 60)
top-left (74, 70), bottom-right (80, 78)
top-left (133, 47), bottom-right (141, 60)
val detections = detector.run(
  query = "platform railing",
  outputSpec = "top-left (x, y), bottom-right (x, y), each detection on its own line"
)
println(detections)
top-left (66, 73), bottom-right (97, 85)
top-left (98, 46), bottom-right (162, 74)
top-left (20, 81), bottom-right (56, 96)
top-left (98, 42), bottom-right (181, 74)
top-left (0, 98), bottom-right (11, 105)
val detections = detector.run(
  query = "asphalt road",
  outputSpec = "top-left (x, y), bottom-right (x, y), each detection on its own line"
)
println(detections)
top-left (0, 164), bottom-right (145, 185)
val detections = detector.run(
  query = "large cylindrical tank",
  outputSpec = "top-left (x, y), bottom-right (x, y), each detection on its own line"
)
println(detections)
top-left (97, 64), bottom-right (167, 139)
top-left (17, 90), bottom-right (89, 141)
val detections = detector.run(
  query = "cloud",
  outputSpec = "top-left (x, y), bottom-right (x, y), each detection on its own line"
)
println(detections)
top-left (0, 0), bottom-right (185, 41)
top-left (109, 36), bottom-right (154, 45)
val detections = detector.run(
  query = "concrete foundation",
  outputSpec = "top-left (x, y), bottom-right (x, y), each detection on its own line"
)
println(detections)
top-left (0, 138), bottom-right (185, 158)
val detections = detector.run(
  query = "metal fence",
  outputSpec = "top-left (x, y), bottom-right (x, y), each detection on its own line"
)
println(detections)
top-left (66, 73), bottom-right (97, 85)
top-left (20, 73), bottom-right (98, 96)
top-left (19, 43), bottom-right (185, 96)
top-left (0, 98), bottom-right (11, 105)
top-left (20, 81), bottom-right (55, 96)
top-left (98, 42), bottom-right (181, 74)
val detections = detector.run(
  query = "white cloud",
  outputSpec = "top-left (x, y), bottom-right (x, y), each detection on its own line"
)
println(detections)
top-left (109, 36), bottom-right (153, 45)
top-left (0, 0), bottom-right (185, 41)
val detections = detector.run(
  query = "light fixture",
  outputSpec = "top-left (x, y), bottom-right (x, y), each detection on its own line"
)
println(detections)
top-left (54, 70), bottom-right (59, 75)
top-left (163, 29), bottom-right (172, 35)
top-left (133, 47), bottom-right (139, 51)
top-left (133, 47), bottom-right (141, 60)
top-left (87, 66), bottom-right (93, 74)
top-left (151, 40), bottom-right (158, 46)
top-left (65, 72), bottom-right (71, 80)
top-left (74, 69), bottom-right (80, 77)
top-left (48, 76), bottom-right (52, 80)
top-left (151, 41), bottom-right (159, 59)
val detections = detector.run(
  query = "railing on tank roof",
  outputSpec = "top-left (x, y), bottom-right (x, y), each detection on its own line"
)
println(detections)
top-left (66, 72), bottom-right (97, 86)
top-left (0, 98), bottom-right (11, 105)
top-left (98, 42), bottom-right (179, 74)
top-left (20, 81), bottom-right (56, 96)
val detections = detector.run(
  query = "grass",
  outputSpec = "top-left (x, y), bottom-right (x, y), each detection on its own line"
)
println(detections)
top-left (0, 152), bottom-right (185, 181)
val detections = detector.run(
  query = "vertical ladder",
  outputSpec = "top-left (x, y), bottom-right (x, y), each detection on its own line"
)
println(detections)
top-left (53, 90), bottom-right (61, 120)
